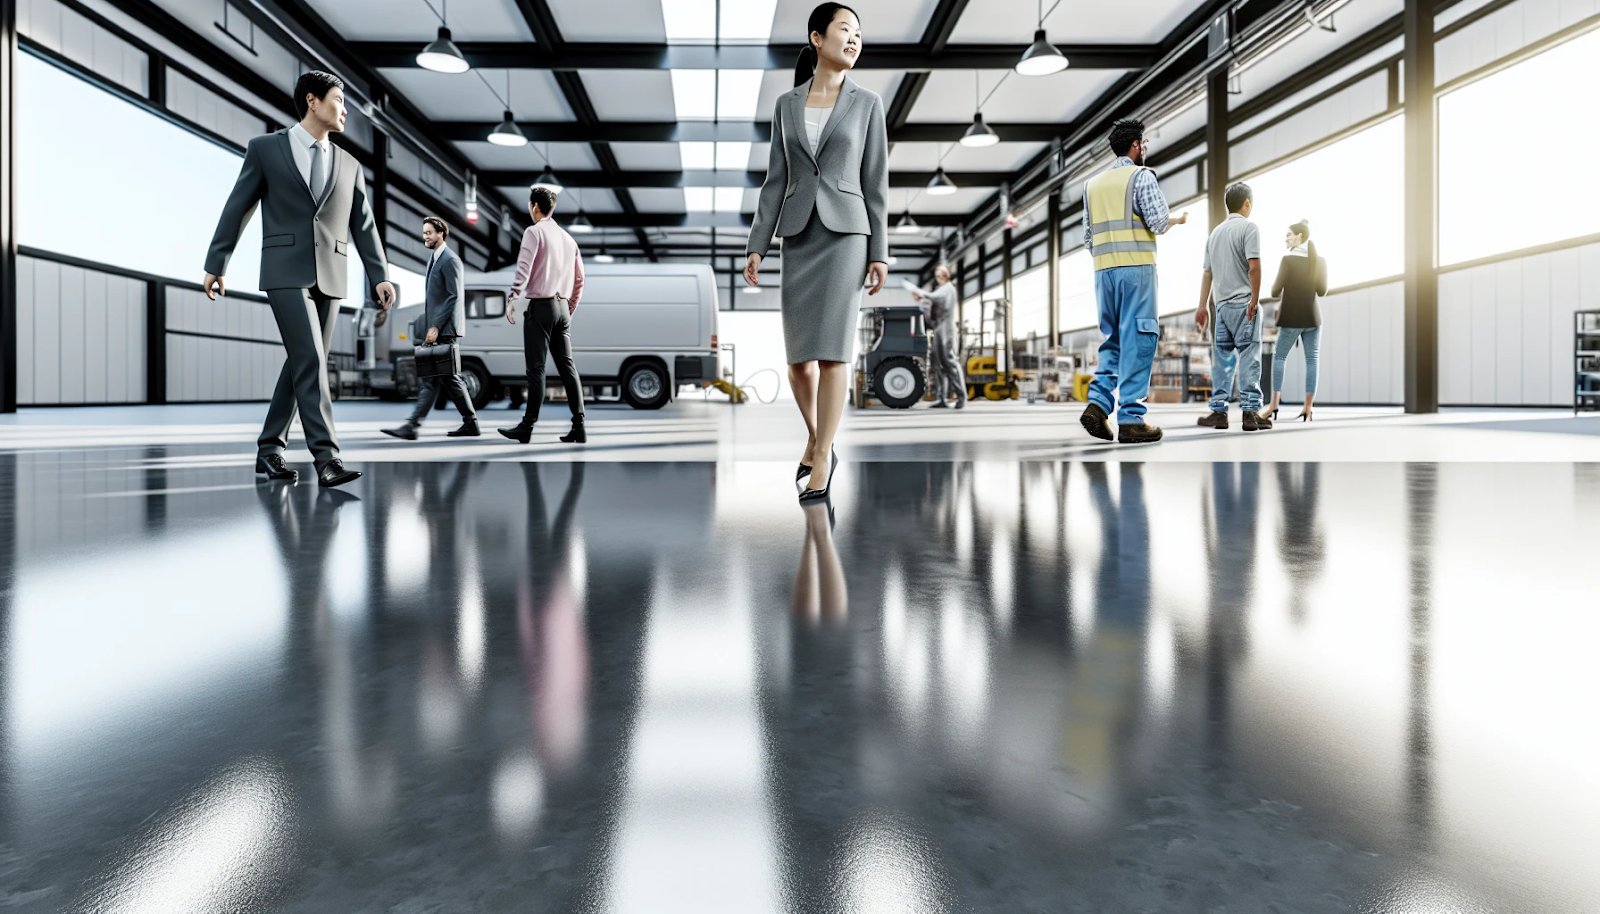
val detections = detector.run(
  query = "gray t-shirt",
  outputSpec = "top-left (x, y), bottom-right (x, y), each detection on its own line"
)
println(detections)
top-left (1203, 214), bottom-right (1261, 307)
top-left (923, 283), bottom-right (958, 329)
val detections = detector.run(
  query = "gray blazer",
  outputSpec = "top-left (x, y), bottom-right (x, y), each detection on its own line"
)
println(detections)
top-left (205, 129), bottom-right (389, 299)
top-left (747, 76), bottom-right (889, 264)
top-left (423, 244), bottom-right (465, 338)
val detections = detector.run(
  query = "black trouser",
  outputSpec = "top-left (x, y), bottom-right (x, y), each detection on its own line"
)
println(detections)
top-left (260, 287), bottom-right (339, 469)
top-left (521, 297), bottom-right (584, 424)
top-left (408, 338), bottom-right (476, 425)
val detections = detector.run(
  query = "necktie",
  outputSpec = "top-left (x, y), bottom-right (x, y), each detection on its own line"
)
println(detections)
top-left (309, 141), bottom-right (329, 202)
top-left (426, 250), bottom-right (436, 283)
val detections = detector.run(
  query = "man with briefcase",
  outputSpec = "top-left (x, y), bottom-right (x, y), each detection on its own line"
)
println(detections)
top-left (383, 217), bottom-right (480, 440)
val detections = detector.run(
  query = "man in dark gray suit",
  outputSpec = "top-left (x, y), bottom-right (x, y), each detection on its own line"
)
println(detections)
top-left (203, 70), bottom-right (396, 489)
top-left (382, 216), bottom-right (479, 440)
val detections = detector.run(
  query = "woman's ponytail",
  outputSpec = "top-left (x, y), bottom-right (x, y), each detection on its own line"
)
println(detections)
top-left (794, 45), bottom-right (817, 87)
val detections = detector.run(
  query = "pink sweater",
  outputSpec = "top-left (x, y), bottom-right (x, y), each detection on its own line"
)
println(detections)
top-left (509, 219), bottom-right (585, 311)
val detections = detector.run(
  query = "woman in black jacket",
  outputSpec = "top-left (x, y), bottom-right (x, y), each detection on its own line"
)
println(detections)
top-left (1268, 219), bottom-right (1328, 421)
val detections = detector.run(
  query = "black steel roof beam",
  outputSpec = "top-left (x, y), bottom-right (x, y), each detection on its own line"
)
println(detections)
top-left (922, 0), bottom-right (975, 54)
top-left (348, 41), bottom-right (1158, 70)
top-left (436, 120), bottom-right (1075, 144)
top-left (485, 170), bottom-right (1012, 189)
top-left (565, 213), bottom-right (969, 229)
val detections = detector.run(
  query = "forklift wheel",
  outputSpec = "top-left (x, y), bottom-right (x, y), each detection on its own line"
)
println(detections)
top-left (872, 356), bottom-right (925, 409)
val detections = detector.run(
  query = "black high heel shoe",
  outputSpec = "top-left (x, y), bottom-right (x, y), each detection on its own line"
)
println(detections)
top-left (1298, 407), bottom-right (1314, 422)
top-left (1268, 407), bottom-right (1279, 421)
top-left (799, 449), bottom-right (838, 503)
top-left (796, 462), bottom-right (812, 484)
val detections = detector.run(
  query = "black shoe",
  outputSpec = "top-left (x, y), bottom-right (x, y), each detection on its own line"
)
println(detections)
top-left (560, 418), bottom-right (586, 444)
top-left (797, 462), bottom-right (812, 484)
top-left (498, 423), bottom-right (534, 444)
top-left (255, 453), bottom-right (298, 482)
top-left (800, 449), bottom-right (838, 502)
top-left (381, 423), bottom-right (419, 440)
top-left (930, 400), bottom-right (949, 409)
top-left (1197, 410), bottom-right (1230, 429)
top-left (447, 418), bottom-right (481, 437)
top-left (953, 397), bottom-right (965, 410)
top-left (1118, 422), bottom-right (1164, 444)
top-left (1243, 411), bottom-right (1273, 431)
top-left (317, 458), bottom-right (361, 489)
top-left (1080, 402), bottom-right (1113, 441)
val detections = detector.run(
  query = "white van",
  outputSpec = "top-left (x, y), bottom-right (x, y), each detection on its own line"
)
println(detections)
top-left (370, 262), bottom-right (721, 410)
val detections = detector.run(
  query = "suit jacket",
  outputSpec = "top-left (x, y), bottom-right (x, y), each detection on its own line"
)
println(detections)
top-left (423, 244), bottom-right (465, 339)
top-left (746, 76), bottom-right (889, 264)
top-left (205, 129), bottom-right (389, 299)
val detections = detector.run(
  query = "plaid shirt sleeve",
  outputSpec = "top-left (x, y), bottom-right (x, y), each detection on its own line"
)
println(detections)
top-left (1082, 182), bottom-right (1094, 251)
top-left (1132, 168), bottom-right (1171, 235)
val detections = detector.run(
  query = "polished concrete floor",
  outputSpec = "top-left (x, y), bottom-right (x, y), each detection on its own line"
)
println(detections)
top-left (2, 403), bottom-right (1599, 912)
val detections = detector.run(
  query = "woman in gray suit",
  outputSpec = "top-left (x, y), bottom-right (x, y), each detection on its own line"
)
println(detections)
top-left (744, 2), bottom-right (890, 502)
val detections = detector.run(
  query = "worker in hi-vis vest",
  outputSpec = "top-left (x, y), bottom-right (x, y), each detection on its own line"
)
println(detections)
top-left (1077, 118), bottom-right (1188, 445)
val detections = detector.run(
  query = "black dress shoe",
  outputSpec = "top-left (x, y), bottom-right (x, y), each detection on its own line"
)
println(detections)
top-left (953, 397), bottom-right (965, 410)
top-left (447, 419), bottom-right (481, 437)
top-left (317, 459), bottom-right (362, 489)
top-left (560, 418), bottom-right (587, 443)
top-left (498, 423), bottom-right (534, 444)
top-left (930, 400), bottom-right (949, 409)
top-left (255, 453), bottom-right (298, 482)
top-left (381, 423), bottom-right (419, 440)
top-left (1118, 422), bottom-right (1164, 444)
top-left (1080, 402), bottom-right (1113, 441)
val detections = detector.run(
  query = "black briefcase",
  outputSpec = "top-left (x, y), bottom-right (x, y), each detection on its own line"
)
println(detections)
top-left (414, 341), bottom-right (460, 379)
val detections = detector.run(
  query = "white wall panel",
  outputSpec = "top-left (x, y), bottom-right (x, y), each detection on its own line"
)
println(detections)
top-left (14, 255), bottom-right (147, 405)
top-left (17, 0), bottom-right (147, 95)
top-left (32, 259), bottom-right (60, 404)
top-left (1276, 282), bottom-right (1403, 404)
top-left (165, 337), bottom-right (283, 403)
top-left (58, 264), bottom-right (84, 403)
top-left (16, 256), bottom-right (35, 405)
top-left (1230, 72), bottom-right (1388, 178)
top-left (1436, 0), bottom-right (1600, 84)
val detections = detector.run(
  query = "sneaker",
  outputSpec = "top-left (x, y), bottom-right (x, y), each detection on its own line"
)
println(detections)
top-left (1079, 403), bottom-right (1113, 441)
top-left (1242, 411), bottom-right (1274, 431)
top-left (1197, 410), bottom-right (1229, 429)
top-left (1118, 423), bottom-right (1164, 444)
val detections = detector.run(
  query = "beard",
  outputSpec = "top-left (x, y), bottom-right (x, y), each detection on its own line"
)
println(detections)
top-left (1131, 147), bottom-right (1146, 165)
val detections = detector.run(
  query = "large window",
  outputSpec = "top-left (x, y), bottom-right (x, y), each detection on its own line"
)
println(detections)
top-left (1010, 266), bottom-right (1049, 341)
top-left (1058, 249), bottom-right (1096, 334)
top-left (1242, 116), bottom-right (1405, 291)
top-left (1439, 27), bottom-right (1600, 265)
top-left (1155, 197), bottom-right (1207, 317)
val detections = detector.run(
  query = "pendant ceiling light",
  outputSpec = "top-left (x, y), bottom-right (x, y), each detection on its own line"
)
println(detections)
top-left (594, 246), bottom-right (616, 263)
top-left (532, 145), bottom-right (562, 193)
top-left (418, 0), bottom-right (470, 73)
top-left (1015, 2), bottom-right (1069, 76)
top-left (894, 211), bottom-right (920, 234)
top-left (960, 72), bottom-right (1000, 147)
top-left (569, 212), bottom-right (594, 233)
top-left (489, 110), bottom-right (526, 146)
top-left (926, 167), bottom-right (958, 196)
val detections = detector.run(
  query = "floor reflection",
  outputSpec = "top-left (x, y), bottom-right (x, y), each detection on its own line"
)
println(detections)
top-left (1, 456), bottom-right (1597, 912)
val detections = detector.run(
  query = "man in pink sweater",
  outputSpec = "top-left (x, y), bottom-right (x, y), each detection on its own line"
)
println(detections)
top-left (499, 186), bottom-right (588, 444)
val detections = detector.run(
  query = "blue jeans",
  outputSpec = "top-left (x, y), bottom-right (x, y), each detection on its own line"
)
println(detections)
top-left (1209, 303), bottom-right (1263, 413)
top-left (1272, 326), bottom-right (1322, 396)
top-left (1087, 265), bottom-right (1159, 425)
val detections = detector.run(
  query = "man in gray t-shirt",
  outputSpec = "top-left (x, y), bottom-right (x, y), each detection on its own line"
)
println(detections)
top-left (914, 264), bottom-right (966, 408)
top-left (1196, 182), bottom-right (1271, 431)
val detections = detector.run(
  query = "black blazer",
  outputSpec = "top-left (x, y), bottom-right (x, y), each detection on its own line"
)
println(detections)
top-left (1271, 252), bottom-right (1328, 328)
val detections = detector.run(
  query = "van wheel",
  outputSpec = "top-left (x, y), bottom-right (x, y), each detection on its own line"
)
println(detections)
top-left (872, 357), bottom-right (924, 409)
top-left (461, 361), bottom-right (494, 411)
top-left (622, 362), bottom-right (670, 409)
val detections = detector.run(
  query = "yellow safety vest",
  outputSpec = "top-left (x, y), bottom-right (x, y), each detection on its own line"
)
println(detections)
top-left (1086, 165), bottom-right (1158, 271)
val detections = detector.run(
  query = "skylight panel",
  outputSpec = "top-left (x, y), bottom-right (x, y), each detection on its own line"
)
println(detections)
top-left (680, 142), bottom-right (715, 170)
top-left (716, 70), bottom-right (763, 121)
top-left (684, 187), bottom-right (715, 212)
top-left (670, 70), bottom-right (717, 120)
top-left (714, 187), bottom-right (743, 213)
top-left (661, 0), bottom-right (716, 43)
top-left (719, 0), bottom-right (778, 42)
top-left (715, 142), bottom-right (751, 171)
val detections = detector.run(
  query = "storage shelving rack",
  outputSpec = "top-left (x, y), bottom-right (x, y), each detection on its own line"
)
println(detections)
top-left (1577, 310), bottom-right (1600, 413)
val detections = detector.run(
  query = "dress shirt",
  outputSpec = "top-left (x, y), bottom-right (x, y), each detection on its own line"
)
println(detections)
top-left (509, 218), bottom-right (585, 310)
top-left (1082, 156), bottom-right (1172, 252)
top-left (287, 122), bottom-right (331, 195)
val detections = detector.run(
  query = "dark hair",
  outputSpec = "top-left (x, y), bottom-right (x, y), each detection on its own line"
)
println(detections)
top-left (422, 215), bottom-right (449, 239)
top-left (293, 70), bottom-right (344, 122)
top-left (795, 3), bottom-right (859, 87)
top-left (1290, 219), bottom-right (1317, 265)
top-left (1108, 118), bottom-right (1144, 157)
top-left (1225, 182), bottom-right (1253, 214)
top-left (529, 186), bottom-right (559, 216)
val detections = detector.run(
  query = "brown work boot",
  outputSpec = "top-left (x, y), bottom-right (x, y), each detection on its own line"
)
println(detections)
top-left (1197, 410), bottom-right (1229, 429)
top-left (1242, 411), bottom-right (1274, 431)
top-left (1079, 402), bottom-right (1113, 441)
top-left (1118, 422), bottom-right (1164, 444)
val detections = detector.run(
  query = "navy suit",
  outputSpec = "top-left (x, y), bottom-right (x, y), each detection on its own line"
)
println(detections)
top-left (409, 245), bottom-right (476, 424)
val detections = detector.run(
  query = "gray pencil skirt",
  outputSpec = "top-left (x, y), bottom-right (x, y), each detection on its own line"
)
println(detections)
top-left (780, 214), bottom-right (867, 364)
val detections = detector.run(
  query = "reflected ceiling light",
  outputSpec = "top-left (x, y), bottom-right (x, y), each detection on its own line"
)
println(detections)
top-left (488, 110), bottom-right (527, 146)
top-left (894, 212), bottom-right (920, 234)
top-left (960, 112), bottom-right (1000, 147)
top-left (926, 168), bottom-right (958, 195)
top-left (417, 27), bottom-right (470, 74)
top-left (1016, 29), bottom-right (1069, 76)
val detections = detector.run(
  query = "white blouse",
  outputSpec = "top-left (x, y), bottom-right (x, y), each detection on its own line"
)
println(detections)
top-left (803, 105), bottom-right (833, 155)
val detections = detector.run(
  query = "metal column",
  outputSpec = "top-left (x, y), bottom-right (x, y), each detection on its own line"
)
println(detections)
top-left (146, 280), bottom-right (166, 404)
top-left (1205, 67), bottom-right (1229, 230)
top-left (1, 0), bottom-right (16, 413)
top-left (1002, 228), bottom-right (1014, 375)
top-left (1403, 0), bottom-right (1439, 412)
top-left (371, 130), bottom-right (389, 244)
top-left (1047, 191), bottom-right (1061, 346)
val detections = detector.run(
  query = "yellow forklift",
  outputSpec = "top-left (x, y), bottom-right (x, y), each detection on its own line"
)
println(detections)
top-left (962, 297), bottom-right (1021, 401)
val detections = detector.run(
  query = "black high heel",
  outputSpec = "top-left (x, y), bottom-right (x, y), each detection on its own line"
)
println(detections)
top-left (1268, 407), bottom-right (1279, 421)
top-left (799, 449), bottom-right (838, 503)
top-left (796, 463), bottom-right (812, 483)
top-left (1298, 408), bottom-right (1314, 422)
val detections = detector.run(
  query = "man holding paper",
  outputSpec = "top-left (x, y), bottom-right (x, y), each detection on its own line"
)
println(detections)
top-left (910, 265), bottom-right (965, 409)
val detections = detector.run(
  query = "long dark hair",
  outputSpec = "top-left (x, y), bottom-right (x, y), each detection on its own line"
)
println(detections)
top-left (795, 3), bottom-right (859, 87)
top-left (1290, 219), bottom-right (1318, 266)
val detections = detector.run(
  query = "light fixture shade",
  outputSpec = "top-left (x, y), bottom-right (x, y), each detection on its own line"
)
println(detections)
top-left (926, 167), bottom-right (958, 195)
top-left (594, 248), bottom-right (616, 263)
top-left (960, 112), bottom-right (1000, 148)
top-left (894, 212), bottom-right (920, 234)
top-left (569, 212), bottom-right (594, 233)
top-left (417, 27), bottom-right (471, 74)
top-left (741, 284), bottom-right (762, 294)
top-left (488, 110), bottom-right (527, 147)
top-left (531, 166), bottom-right (562, 193)
top-left (1015, 29), bottom-right (1069, 76)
